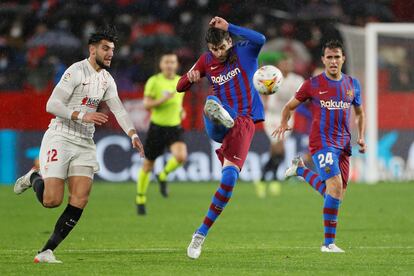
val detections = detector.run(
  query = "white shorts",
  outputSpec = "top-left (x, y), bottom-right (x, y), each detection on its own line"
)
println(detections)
top-left (39, 129), bottom-right (99, 179)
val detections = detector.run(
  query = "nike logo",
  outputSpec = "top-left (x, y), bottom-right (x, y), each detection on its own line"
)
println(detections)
top-left (211, 65), bottom-right (219, 70)
top-left (233, 155), bottom-right (242, 160)
top-left (319, 91), bottom-right (328, 94)
top-left (82, 82), bottom-right (90, 85)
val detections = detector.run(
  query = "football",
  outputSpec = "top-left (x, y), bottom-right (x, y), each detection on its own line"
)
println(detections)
top-left (253, 65), bottom-right (284, 95)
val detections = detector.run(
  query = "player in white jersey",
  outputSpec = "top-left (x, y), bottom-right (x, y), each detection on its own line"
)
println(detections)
top-left (255, 54), bottom-right (304, 197)
top-left (13, 27), bottom-right (144, 263)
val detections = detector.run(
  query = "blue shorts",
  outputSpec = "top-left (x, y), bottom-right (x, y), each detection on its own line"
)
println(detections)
top-left (312, 147), bottom-right (349, 183)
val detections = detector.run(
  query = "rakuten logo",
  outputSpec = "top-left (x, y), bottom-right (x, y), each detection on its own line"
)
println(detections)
top-left (211, 68), bottom-right (241, 85)
top-left (320, 100), bottom-right (351, 110)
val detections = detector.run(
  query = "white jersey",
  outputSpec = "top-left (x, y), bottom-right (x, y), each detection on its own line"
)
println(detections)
top-left (264, 72), bottom-right (304, 137)
top-left (48, 59), bottom-right (117, 138)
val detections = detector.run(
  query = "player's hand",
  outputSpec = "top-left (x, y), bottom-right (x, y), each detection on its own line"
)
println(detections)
top-left (131, 134), bottom-right (145, 158)
top-left (82, 112), bottom-right (108, 125)
top-left (357, 138), bottom-right (366, 153)
top-left (187, 70), bottom-right (201, 83)
top-left (209, 16), bottom-right (229, 31)
top-left (271, 124), bottom-right (292, 141)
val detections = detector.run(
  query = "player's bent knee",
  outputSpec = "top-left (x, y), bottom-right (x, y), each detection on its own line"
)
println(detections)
top-left (69, 195), bottom-right (89, 209)
top-left (43, 197), bottom-right (63, 208)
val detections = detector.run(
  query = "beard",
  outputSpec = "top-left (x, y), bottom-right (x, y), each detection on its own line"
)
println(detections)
top-left (96, 56), bottom-right (110, 70)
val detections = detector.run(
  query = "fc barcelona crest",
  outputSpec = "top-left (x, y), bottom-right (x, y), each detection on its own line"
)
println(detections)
top-left (346, 89), bottom-right (354, 99)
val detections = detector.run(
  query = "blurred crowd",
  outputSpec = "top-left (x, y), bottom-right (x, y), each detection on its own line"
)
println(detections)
top-left (0, 0), bottom-right (411, 92)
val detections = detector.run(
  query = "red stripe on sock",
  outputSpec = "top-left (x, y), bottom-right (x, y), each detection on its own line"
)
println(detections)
top-left (324, 220), bottom-right (338, 227)
top-left (323, 208), bottom-right (338, 215)
top-left (209, 203), bottom-right (222, 215)
top-left (203, 217), bottom-right (213, 227)
top-left (302, 169), bottom-right (310, 179)
top-left (220, 183), bottom-right (233, 192)
top-left (315, 180), bottom-right (323, 191)
top-left (309, 174), bottom-right (318, 187)
top-left (325, 233), bottom-right (336, 238)
top-left (214, 191), bottom-right (230, 203)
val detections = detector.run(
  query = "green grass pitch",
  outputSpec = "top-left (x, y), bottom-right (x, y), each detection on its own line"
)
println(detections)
top-left (1, 181), bottom-right (413, 275)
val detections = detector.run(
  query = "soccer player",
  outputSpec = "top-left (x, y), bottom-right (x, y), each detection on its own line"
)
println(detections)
top-left (176, 16), bottom-right (266, 259)
top-left (13, 27), bottom-right (144, 263)
top-left (255, 53), bottom-right (304, 198)
top-left (136, 52), bottom-right (187, 215)
top-left (273, 40), bottom-right (366, 253)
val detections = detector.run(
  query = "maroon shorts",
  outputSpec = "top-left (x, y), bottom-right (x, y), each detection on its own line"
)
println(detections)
top-left (339, 152), bottom-right (350, 188)
top-left (215, 116), bottom-right (255, 169)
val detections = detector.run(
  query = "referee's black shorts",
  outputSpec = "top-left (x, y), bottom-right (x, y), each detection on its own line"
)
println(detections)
top-left (144, 122), bottom-right (184, 161)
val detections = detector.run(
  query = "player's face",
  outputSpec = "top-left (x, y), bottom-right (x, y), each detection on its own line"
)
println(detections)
top-left (322, 48), bottom-right (345, 78)
top-left (208, 38), bottom-right (232, 62)
top-left (93, 40), bottom-right (115, 70)
top-left (160, 54), bottom-right (178, 77)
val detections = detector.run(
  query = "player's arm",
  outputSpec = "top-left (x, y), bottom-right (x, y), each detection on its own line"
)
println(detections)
top-left (272, 80), bottom-right (311, 140)
top-left (352, 78), bottom-right (366, 153)
top-left (272, 97), bottom-right (302, 140)
top-left (104, 81), bottom-right (145, 157)
top-left (209, 16), bottom-right (266, 52)
top-left (46, 67), bottom-right (108, 125)
top-left (353, 105), bottom-right (366, 153)
top-left (176, 55), bottom-right (206, 92)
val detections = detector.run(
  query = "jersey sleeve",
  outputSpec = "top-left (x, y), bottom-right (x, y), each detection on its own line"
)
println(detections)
top-left (228, 23), bottom-right (266, 57)
top-left (102, 77), bottom-right (118, 101)
top-left (176, 54), bottom-right (206, 92)
top-left (295, 79), bottom-right (311, 102)
top-left (144, 76), bottom-right (156, 98)
top-left (55, 64), bottom-right (82, 94)
top-left (352, 78), bottom-right (362, 106)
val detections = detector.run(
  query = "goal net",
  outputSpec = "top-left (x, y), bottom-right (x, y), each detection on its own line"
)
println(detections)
top-left (338, 23), bottom-right (414, 183)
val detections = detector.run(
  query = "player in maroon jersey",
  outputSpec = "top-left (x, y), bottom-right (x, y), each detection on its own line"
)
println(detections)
top-left (273, 40), bottom-right (366, 253)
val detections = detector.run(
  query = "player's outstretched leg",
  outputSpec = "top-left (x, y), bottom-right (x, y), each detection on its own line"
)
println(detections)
top-left (285, 157), bottom-right (326, 197)
top-left (187, 165), bottom-right (239, 259)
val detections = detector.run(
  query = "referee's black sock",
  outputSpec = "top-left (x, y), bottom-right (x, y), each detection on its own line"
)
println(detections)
top-left (41, 204), bottom-right (83, 252)
top-left (30, 172), bottom-right (44, 204)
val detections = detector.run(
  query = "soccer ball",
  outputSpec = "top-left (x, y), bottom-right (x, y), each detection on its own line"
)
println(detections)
top-left (253, 65), bottom-right (283, 95)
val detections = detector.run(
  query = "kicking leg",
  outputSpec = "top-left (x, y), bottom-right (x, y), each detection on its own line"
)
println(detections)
top-left (187, 159), bottom-right (239, 259)
top-left (157, 141), bottom-right (187, 197)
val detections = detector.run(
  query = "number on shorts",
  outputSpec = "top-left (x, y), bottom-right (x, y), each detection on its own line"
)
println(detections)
top-left (317, 152), bottom-right (333, 168)
top-left (47, 149), bottom-right (58, 162)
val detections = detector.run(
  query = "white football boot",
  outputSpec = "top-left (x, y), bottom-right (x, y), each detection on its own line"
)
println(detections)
top-left (34, 249), bottom-right (62, 263)
top-left (187, 233), bottom-right (206, 259)
top-left (204, 99), bottom-right (235, 128)
top-left (321, 244), bottom-right (345, 253)
top-left (284, 156), bottom-right (304, 179)
top-left (14, 167), bottom-right (39, 195)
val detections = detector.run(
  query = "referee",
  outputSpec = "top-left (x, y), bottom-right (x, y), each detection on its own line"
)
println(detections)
top-left (136, 52), bottom-right (187, 215)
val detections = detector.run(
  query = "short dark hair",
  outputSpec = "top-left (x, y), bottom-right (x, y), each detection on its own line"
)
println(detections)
top-left (88, 26), bottom-right (118, 45)
top-left (205, 27), bottom-right (230, 45)
top-left (321, 40), bottom-right (345, 56)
